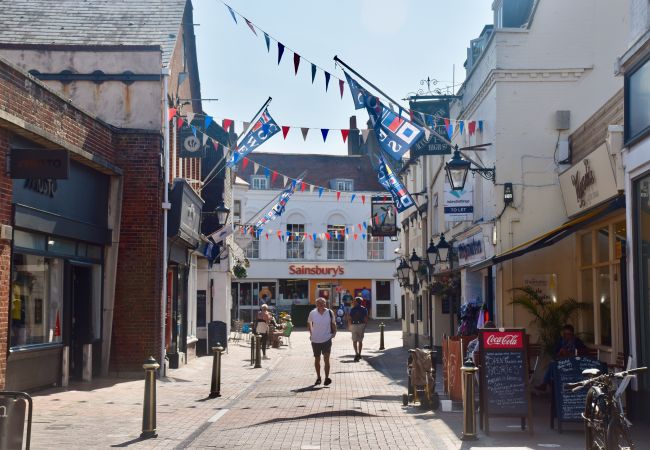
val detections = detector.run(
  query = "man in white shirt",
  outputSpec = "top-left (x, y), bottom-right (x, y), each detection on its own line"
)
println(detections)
top-left (307, 297), bottom-right (336, 386)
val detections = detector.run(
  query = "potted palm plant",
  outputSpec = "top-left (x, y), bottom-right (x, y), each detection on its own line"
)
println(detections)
top-left (510, 286), bottom-right (590, 358)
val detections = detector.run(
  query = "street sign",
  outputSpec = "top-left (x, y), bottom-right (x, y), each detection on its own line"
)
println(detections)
top-left (10, 148), bottom-right (69, 179)
top-left (409, 97), bottom-right (452, 157)
top-left (369, 196), bottom-right (397, 237)
top-left (179, 125), bottom-right (205, 158)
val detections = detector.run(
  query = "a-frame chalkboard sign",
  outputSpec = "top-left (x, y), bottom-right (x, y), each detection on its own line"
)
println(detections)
top-left (478, 328), bottom-right (533, 435)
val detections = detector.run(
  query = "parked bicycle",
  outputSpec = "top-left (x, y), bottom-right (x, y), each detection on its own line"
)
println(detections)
top-left (565, 366), bottom-right (648, 450)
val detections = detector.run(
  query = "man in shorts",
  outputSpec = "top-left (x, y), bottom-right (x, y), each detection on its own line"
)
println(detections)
top-left (307, 297), bottom-right (336, 386)
top-left (348, 297), bottom-right (368, 362)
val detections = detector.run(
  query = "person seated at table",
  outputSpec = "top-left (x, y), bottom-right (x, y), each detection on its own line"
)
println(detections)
top-left (535, 324), bottom-right (588, 391)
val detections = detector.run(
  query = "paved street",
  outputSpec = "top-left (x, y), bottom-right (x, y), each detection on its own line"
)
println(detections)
top-left (25, 322), bottom-right (647, 449)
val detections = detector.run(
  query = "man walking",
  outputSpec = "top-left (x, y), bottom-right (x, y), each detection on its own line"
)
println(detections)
top-left (307, 297), bottom-right (336, 386)
top-left (348, 297), bottom-right (368, 362)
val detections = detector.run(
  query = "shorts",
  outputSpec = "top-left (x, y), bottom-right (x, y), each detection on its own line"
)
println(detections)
top-left (311, 339), bottom-right (332, 357)
top-left (350, 324), bottom-right (366, 342)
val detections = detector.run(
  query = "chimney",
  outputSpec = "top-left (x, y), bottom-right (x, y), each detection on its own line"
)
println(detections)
top-left (348, 115), bottom-right (362, 155)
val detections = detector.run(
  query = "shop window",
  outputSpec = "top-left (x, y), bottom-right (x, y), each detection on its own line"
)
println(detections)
top-left (279, 279), bottom-right (309, 301)
top-left (11, 254), bottom-right (63, 348)
top-left (286, 224), bottom-right (305, 259)
top-left (367, 236), bottom-right (385, 260)
top-left (245, 234), bottom-right (260, 259)
top-left (14, 230), bottom-right (46, 251)
top-left (625, 57), bottom-right (650, 143)
top-left (251, 175), bottom-right (269, 190)
top-left (327, 225), bottom-right (345, 260)
top-left (376, 281), bottom-right (391, 301)
top-left (376, 304), bottom-right (392, 317)
top-left (47, 237), bottom-right (76, 256)
top-left (596, 227), bottom-right (610, 263)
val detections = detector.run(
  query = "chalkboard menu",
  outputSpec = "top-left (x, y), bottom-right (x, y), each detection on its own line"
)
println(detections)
top-left (551, 357), bottom-right (607, 426)
top-left (479, 329), bottom-right (533, 435)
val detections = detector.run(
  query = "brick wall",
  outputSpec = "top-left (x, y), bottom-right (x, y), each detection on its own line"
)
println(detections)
top-left (0, 128), bottom-right (11, 389)
top-left (111, 131), bottom-right (164, 372)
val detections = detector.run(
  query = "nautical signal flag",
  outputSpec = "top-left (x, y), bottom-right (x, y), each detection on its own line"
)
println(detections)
top-left (376, 154), bottom-right (416, 213)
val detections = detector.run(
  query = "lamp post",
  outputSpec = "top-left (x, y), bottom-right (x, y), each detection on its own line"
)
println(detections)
top-left (214, 201), bottom-right (230, 226)
top-left (436, 233), bottom-right (451, 267)
top-left (426, 239), bottom-right (438, 267)
top-left (445, 146), bottom-right (496, 191)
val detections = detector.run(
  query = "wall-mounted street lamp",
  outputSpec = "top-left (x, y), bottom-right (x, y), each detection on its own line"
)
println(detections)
top-left (436, 233), bottom-right (451, 265)
top-left (214, 201), bottom-right (231, 227)
top-left (445, 145), bottom-right (495, 191)
top-left (409, 249), bottom-right (422, 273)
top-left (426, 239), bottom-right (438, 266)
top-left (397, 258), bottom-right (411, 284)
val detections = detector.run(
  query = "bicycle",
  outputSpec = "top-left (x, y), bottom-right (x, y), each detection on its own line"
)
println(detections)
top-left (565, 366), bottom-right (647, 450)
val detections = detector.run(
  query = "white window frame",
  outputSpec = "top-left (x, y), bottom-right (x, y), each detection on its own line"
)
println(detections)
top-left (327, 225), bottom-right (345, 260)
top-left (246, 234), bottom-right (260, 259)
top-left (332, 179), bottom-right (354, 192)
top-left (286, 224), bottom-right (305, 259)
top-left (367, 236), bottom-right (385, 260)
top-left (251, 175), bottom-right (269, 190)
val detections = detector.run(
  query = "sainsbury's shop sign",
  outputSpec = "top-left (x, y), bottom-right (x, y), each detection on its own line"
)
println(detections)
top-left (289, 264), bottom-right (345, 276)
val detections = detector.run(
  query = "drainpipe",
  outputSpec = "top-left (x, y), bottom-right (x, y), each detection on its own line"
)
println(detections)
top-left (161, 67), bottom-right (172, 376)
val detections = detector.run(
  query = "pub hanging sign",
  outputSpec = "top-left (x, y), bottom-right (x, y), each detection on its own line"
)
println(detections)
top-left (10, 148), bottom-right (69, 179)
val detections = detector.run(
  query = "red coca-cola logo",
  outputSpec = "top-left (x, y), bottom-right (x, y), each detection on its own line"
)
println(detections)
top-left (483, 331), bottom-right (523, 349)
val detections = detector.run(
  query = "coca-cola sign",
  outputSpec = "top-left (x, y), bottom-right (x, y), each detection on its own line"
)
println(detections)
top-left (483, 331), bottom-right (524, 349)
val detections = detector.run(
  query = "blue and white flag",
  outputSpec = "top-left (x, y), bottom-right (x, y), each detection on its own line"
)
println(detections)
top-left (255, 179), bottom-right (302, 229)
top-left (226, 109), bottom-right (279, 167)
top-left (376, 155), bottom-right (416, 213)
top-left (345, 74), bottom-right (424, 161)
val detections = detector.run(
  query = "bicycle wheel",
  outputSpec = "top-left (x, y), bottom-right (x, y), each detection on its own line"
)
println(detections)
top-left (606, 417), bottom-right (634, 450)
top-left (584, 387), bottom-right (607, 450)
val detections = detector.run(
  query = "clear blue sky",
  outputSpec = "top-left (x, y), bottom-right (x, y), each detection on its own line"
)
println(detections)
top-left (192, 0), bottom-right (493, 155)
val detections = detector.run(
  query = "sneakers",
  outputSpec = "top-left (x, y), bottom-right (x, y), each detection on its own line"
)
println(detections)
top-left (315, 377), bottom-right (322, 385)
top-left (324, 377), bottom-right (332, 386)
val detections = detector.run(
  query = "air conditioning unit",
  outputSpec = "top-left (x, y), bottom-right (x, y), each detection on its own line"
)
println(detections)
top-left (313, 238), bottom-right (323, 248)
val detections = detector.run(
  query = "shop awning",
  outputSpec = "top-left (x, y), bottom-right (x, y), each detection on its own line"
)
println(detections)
top-left (470, 195), bottom-right (625, 269)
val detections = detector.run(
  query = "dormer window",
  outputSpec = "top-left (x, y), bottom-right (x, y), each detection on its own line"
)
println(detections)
top-left (331, 178), bottom-right (354, 192)
top-left (494, 0), bottom-right (534, 29)
top-left (251, 175), bottom-right (269, 190)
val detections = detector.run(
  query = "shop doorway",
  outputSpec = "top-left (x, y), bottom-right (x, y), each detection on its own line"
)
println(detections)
top-left (70, 265), bottom-right (92, 380)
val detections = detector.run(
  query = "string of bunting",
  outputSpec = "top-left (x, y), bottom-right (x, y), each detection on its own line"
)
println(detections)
top-left (167, 108), bottom-right (484, 154)
top-left (220, 2), bottom-right (484, 132)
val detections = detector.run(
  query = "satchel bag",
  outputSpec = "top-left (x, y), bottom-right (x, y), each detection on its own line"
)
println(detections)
top-left (328, 309), bottom-right (337, 338)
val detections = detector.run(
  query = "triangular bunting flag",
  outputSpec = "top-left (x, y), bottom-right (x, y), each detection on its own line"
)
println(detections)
top-left (336, 191), bottom-right (341, 201)
top-left (177, 117), bottom-right (184, 130)
top-left (282, 126), bottom-right (290, 139)
top-left (293, 53), bottom-right (301, 75)
top-left (350, 194), bottom-right (356, 203)
top-left (324, 71), bottom-right (331, 92)
top-left (301, 127), bottom-right (309, 141)
top-left (311, 64), bottom-right (317, 84)
top-left (318, 187), bottom-right (324, 197)
top-left (478, 120), bottom-right (484, 133)
top-left (244, 18), bottom-right (257, 35)
top-left (363, 221), bottom-right (367, 229)
top-left (213, 141), bottom-right (219, 152)
top-left (242, 158), bottom-right (249, 170)
top-left (339, 79), bottom-right (345, 98)
top-left (341, 129), bottom-right (349, 143)
top-left (277, 42), bottom-right (285, 65)
top-left (361, 128), bottom-right (370, 143)
top-left (264, 167), bottom-right (271, 177)
top-left (362, 233), bottom-right (366, 240)
top-left (253, 162), bottom-right (259, 174)
top-left (282, 175), bottom-right (287, 186)
top-left (358, 223), bottom-right (363, 231)
top-left (222, 118), bottom-right (233, 131)
top-left (468, 121), bottom-right (476, 136)
top-left (264, 33), bottom-right (270, 52)
top-left (361, 195), bottom-right (365, 204)
top-left (186, 112), bottom-right (195, 124)
top-left (459, 120), bottom-right (465, 135)
top-left (301, 182), bottom-right (307, 192)
top-left (309, 184), bottom-right (315, 193)
top-left (202, 133), bottom-right (208, 146)
top-left (321, 128), bottom-right (329, 142)
top-left (243, 121), bottom-right (250, 132)
top-left (205, 115), bottom-right (213, 129)
top-left (168, 108), bottom-right (177, 122)
top-left (265, 233), bottom-right (269, 240)
top-left (354, 234), bottom-right (358, 240)
top-left (272, 171), bottom-right (278, 183)
top-left (225, 5), bottom-right (237, 23)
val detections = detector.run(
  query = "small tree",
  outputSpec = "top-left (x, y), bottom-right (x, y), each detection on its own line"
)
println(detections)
top-left (510, 286), bottom-right (590, 358)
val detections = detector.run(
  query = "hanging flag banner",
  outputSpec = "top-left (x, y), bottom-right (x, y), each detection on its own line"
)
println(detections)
top-left (227, 108), bottom-right (279, 167)
top-left (409, 97), bottom-right (453, 156)
top-left (376, 154), bottom-right (416, 213)
top-left (344, 72), bottom-right (368, 110)
top-left (209, 225), bottom-right (234, 244)
top-left (369, 195), bottom-right (398, 237)
top-left (444, 178), bottom-right (474, 222)
top-left (255, 178), bottom-right (302, 228)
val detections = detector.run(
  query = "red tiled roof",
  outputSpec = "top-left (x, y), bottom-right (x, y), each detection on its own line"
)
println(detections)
top-left (238, 152), bottom-right (384, 191)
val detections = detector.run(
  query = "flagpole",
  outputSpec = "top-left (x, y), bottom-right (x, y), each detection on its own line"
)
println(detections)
top-left (333, 56), bottom-right (452, 146)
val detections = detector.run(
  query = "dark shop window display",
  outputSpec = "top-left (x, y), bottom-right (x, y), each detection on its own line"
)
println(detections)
top-left (11, 253), bottom-right (63, 347)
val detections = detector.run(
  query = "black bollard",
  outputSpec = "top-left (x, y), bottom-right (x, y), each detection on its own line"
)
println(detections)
top-left (254, 334), bottom-right (262, 368)
top-left (250, 333), bottom-right (256, 366)
top-left (461, 359), bottom-right (479, 441)
top-left (140, 356), bottom-right (159, 439)
top-left (379, 322), bottom-right (385, 350)
top-left (209, 343), bottom-right (224, 398)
